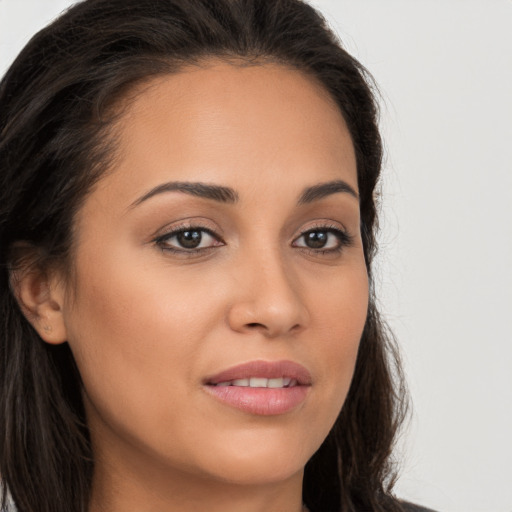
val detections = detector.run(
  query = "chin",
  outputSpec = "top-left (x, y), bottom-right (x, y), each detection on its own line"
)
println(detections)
top-left (184, 427), bottom-right (318, 486)
top-left (205, 456), bottom-right (305, 487)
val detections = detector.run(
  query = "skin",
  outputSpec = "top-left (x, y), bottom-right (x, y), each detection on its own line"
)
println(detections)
top-left (20, 62), bottom-right (369, 512)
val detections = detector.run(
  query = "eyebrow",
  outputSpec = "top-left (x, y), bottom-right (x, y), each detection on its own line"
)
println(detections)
top-left (130, 178), bottom-right (358, 209)
top-left (298, 180), bottom-right (359, 204)
top-left (130, 181), bottom-right (239, 208)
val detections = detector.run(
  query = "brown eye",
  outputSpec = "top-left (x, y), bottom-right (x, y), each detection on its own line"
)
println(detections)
top-left (177, 230), bottom-right (202, 249)
top-left (304, 231), bottom-right (329, 249)
top-left (292, 227), bottom-right (352, 253)
top-left (156, 227), bottom-right (223, 252)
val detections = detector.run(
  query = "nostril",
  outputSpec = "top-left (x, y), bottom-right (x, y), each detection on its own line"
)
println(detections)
top-left (247, 322), bottom-right (264, 329)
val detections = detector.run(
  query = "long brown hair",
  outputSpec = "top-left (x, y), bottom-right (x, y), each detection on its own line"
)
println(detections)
top-left (0, 1), bottom-right (408, 511)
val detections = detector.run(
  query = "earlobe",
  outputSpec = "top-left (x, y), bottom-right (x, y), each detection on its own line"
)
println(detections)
top-left (10, 265), bottom-right (68, 345)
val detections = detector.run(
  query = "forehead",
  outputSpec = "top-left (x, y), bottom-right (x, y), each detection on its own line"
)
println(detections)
top-left (96, 61), bottom-right (357, 206)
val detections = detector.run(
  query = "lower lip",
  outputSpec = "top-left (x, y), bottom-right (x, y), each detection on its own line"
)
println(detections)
top-left (204, 385), bottom-right (309, 415)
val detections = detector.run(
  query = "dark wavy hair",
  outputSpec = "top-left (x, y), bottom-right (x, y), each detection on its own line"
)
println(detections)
top-left (0, 1), bottom-right (408, 511)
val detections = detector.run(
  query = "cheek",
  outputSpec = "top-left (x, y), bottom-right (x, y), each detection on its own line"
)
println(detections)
top-left (62, 250), bottom-right (221, 441)
top-left (308, 260), bottom-right (369, 415)
top-left (66, 246), bottom-right (220, 354)
top-left (312, 256), bottom-right (369, 344)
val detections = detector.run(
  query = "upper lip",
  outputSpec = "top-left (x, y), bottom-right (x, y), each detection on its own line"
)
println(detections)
top-left (204, 360), bottom-right (312, 386)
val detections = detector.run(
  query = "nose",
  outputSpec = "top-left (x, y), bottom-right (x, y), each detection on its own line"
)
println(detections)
top-left (226, 252), bottom-right (309, 338)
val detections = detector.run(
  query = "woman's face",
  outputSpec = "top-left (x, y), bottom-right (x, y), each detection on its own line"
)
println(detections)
top-left (59, 62), bottom-right (368, 487)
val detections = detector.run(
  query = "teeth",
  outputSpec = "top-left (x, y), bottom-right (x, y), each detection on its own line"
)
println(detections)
top-left (214, 377), bottom-right (297, 388)
top-left (267, 378), bottom-right (284, 388)
top-left (249, 377), bottom-right (268, 387)
top-left (232, 378), bottom-right (249, 386)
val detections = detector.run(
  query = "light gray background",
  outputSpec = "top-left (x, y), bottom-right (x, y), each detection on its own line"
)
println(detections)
top-left (1, 1), bottom-right (511, 511)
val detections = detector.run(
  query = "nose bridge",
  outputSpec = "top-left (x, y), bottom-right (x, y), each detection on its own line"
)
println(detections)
top-left (227, 242), bottom-right (308, 337)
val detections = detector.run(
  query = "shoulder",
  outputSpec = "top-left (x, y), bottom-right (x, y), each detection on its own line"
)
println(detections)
top-left (400, 501), bottom-right (438, 512)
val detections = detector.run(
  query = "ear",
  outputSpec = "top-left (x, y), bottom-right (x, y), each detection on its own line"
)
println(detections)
top-left (10, 258), bottom-right (68, 345)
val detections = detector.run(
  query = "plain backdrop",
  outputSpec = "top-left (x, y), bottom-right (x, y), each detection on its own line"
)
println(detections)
top-left (1, 1), bottom-right (511, 511)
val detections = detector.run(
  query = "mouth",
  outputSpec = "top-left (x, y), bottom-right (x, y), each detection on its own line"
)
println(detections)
top-left (203, 360), bottom-right (311, 416)
top-left (210, 377), bottom-right (299, 388)
top-left (204, 359), bottom-right (312, 386)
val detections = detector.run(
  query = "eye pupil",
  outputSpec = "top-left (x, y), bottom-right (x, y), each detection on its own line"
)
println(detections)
top-left (305, 231), bottom-right (328, 249)
top-left (177, 230), bottom-right (202, 248)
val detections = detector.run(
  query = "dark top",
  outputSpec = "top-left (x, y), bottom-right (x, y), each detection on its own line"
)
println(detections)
top-left (307, 502), bottom-right (437, 512)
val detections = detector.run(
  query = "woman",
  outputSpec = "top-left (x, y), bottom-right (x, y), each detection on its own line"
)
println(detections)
top-left (0, 1), bottom-right (431, 511)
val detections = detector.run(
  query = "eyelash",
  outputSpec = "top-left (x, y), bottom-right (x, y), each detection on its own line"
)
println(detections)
top-left (154, 223), bottom-right (353, 256)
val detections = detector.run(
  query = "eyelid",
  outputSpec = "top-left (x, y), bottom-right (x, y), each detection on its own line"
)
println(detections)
top-left (151, 217), bottom-right (222, 239)
top-left (293, 220), bottom-right (349, 239)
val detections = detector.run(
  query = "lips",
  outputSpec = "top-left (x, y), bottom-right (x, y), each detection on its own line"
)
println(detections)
top-left (204, 360), bottom-right (312, 386)
top-left (203, 360), bottom-right (311, 415)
